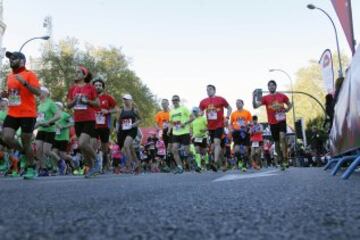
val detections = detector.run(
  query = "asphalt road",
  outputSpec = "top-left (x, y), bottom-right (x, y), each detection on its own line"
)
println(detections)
top-left (0, 167), bottom-right (359, 240)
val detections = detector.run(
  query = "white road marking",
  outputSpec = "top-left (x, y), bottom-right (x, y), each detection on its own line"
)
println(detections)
top-left (213, 169), bottom-right (280, 182)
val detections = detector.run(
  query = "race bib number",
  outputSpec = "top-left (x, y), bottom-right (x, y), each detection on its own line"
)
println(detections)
top-left (8, 89), bottom-right (21, 106)
top-left (252, 141), bottom-right (260, 148)
top-left (122, 119), bottom-right (133, 130)
top-left (194, 137), bottom-right (204, 143)
top-left (275, 112), bottom-right (286, 122)
top-left (37, 112), bottom-right (45, 122)
top-left (237, 119), bottom-right (245, 127)
top-left (74, 96), bottom-right (88, 110)
top-left (173, 121), bottom-right (181, 130)
top-left (56, 128), bottom-right (61, 135)
top-left (163, 122), bottom-right (169, 129)
top-left (96, 113), bottom-right (106, 125)
top-left (207, 110), bottom-right (217, 120)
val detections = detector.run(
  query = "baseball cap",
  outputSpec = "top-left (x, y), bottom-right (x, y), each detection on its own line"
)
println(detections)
top-left (123, 94), bottom-right (133, 100)
top-left (192, 107), bottom-right (200, 113)
top-left (55, 102), bottom-right (64, 109)
top-left (40, 86), bottom-right (50, 95)
top-left (5, 51), bottom-right (26, 63)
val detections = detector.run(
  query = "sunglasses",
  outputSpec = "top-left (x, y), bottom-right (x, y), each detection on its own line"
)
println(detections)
top-left (172, 99), bottom-right (179, 102)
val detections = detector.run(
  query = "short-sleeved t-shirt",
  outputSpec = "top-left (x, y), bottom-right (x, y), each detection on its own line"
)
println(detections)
top-left (37, 98), bottom-right (58, 132)
top-left (94, 93), bottom-right (117, 129)
top-left (67, 84), bottom-right (98, 122)
top-left (55, 111), bottom-right (72, 141)
top-left (6, 68), bottom-right (40, 118)
top-left (261, 93), bottom-right (289, 125)
top-left (230, 109), bottom-right (252, 130)
top-left (155, 111), bottom-right (170, 129)
top-left (169, 106), bottom-right (191, 136)
top-left (191, 116), bottom-right (208, 138)
top-left (199, 96), bottom-right (229, 130)
top-left (250, 123), bottom-right (263, 142)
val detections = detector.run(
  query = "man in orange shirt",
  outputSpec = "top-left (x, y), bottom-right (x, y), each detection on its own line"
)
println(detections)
top-left (1, 51), bottom-right (41, 179)
top-left (154, 99), bottom-right (172, 170)
top-left (230, 99), bottom-right (252, 171)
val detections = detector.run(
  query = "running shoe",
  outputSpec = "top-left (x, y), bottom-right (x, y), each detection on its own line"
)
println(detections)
top-left (281, 164), bottom-right (286, 171)
top-left (38, 168), bottom-right (50, 177)
top-left (84, 166), bottom-right (101, 178)
top-left (23, 168), bottom-right (37, 180)
top-left (195, 166), bottom-right (202, 173)
top-left (210, 163), bottom-right (218, 172)
top-left (173, 166), bottom-right (184, 174)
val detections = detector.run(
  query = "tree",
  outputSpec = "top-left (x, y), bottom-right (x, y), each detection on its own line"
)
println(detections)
top-left (37, 38), bottom-right (160, 126)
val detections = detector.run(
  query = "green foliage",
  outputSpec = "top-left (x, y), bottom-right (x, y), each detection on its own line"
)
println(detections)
top-left (305, 115), bottom-right (328, 143)
top-left (37, 38), bottom-right (159, 126)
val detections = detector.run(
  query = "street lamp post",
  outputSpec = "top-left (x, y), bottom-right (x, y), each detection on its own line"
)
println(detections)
top-left (269, 68), bottom-right (297, 158)
top-left (19, 35), bottom-right (50, 52)
top-left (307, 3), bottom-right (343, 78)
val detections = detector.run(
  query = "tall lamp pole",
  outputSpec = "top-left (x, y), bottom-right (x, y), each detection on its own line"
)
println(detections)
top-left (307, 3), bottom-right (343, 78)
top-left (19, 35), bottom-right (50, 52)
top-left (269, 68), bottom-right (297, 157)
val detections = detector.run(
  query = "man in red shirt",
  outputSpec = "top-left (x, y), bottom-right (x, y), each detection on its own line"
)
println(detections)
top-left (1, 51), bottom-right (41, 179)
top-left (253, 80), bottom-right (293, 170)
top-left (92, 77), bottom-right (118, 172)
top-left (199, 84), bottom-right (232, 171)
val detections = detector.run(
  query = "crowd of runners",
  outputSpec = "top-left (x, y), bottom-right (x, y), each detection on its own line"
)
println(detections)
top-left (0, 51), bottom-right (293, 179)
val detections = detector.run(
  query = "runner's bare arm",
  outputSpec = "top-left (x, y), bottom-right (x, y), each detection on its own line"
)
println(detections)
top-left (284, 101), bottom-right (293, 113)
top-left (226, 105), bottom-right (232, 119)
top-left (15, 74), bottom-right (41, 96)
top-left (252, 91), bottom-right (262, 109)
top-left (67, 96), bottom-right (78, 109)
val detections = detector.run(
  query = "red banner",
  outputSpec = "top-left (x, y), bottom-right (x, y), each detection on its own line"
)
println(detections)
top-left (331, 0), bottom-right (355, 54)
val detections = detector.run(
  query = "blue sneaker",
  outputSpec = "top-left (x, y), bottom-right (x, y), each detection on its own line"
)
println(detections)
top-left (173, 166), bottom-right (184, 174)
top-left (84, 166), bottom-right (100, 178)
top-left (38, 168), bottom-right (50, 177)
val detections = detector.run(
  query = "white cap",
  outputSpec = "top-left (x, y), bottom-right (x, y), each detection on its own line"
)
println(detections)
top-left (40, 86), bottom-right (50, 95)
top-left (122, 94), bottom-right (133, 100)
top-left (55, 101), bottom-right (64, 109)
top-left (1, 98), bottom-right (8, 104)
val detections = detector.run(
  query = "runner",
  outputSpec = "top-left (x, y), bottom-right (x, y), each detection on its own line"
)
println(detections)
top-left (169, 95), bottom-right (199, 174)
top-left (92, 77), bottom-right (118, 172)
top-left (1, 51), bottom-right (41, 179)
top-left (253, 80), bottom-right (293, 170)
top-left (199, 84), bottom-right (232, 171)
top-left (249, 115), bottom-right (263, 170)
top-left (34, 87), bottom-right (61, 176)
top-left (190, 107), bottom-right (208, 170)
top-left (50, 102), bottom-right (74, 175)
top-left (67, 65), bottom-right (100, 178)
top-left (117, 93), bottom-right (141, 174)
top-left (154, 99), bottom-right (172, 170)
top-left (230, 99), bottom-right (252, 171)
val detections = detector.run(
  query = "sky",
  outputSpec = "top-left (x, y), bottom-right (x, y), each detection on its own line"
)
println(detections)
top-left (2, 0), bottom-right (359, 113)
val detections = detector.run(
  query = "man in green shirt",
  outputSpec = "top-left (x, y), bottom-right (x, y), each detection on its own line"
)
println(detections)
top-left (190, 107), bottom-right (208, 169)
top-left (35, 87), bottom-right (61, 176)
top-left (50, 102), bottom-right (74, 175)
top-left (169, 95), bottom-right (200, 174)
